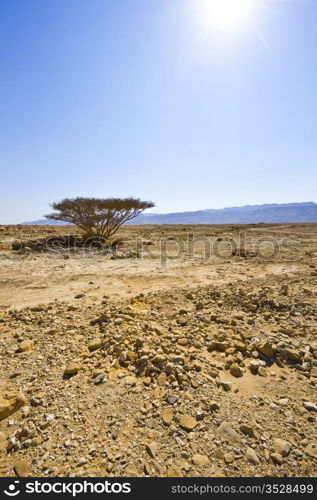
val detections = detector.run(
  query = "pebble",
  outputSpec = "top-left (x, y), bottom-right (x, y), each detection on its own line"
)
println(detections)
top-left (192, 454), bottom-right (209, 467)
top-left (0, 431), bottom-right (7, 453)
top-left (220, 381), bottom-right (232, 392)
top-left (146, 442), bottom-right (159, 458)
top-left (218, 422), bottom-right (239, 442)
top-left (179, 414), bottom-right (198, 432)
top-left (303, 402), bottom-right (317, 412)
top-left (14, 459), bottom-right (29, 477)
top-left (16, 340), bottom-right (34, 353)
top-left (162, 408), bottom-right (173, 426)
top-left (272, 438), bottom-right (292, 457)
top-left (246, 447), bottom-right (260, 465)
top-left (63, 363), bottom-right (80, 376)
top-left (230, 364), bottom-right (243, 378)
top-left (271, 452), bottom-right (284, 465)
top-left (239, 423), bottom-right (257, 438)
top-left (76, 457), bottom-right (87, 467)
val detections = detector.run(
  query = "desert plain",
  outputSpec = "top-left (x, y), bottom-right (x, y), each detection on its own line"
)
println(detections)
top-left (0, 223), bottom-right (316, 477)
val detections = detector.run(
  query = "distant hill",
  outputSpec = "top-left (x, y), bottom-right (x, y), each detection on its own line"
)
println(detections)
top-left (21, 202), bottom-right (317, 226)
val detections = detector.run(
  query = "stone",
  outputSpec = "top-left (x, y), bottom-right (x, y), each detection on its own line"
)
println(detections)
top-left (0, 431), bottom-right (7, 453)
top-left (209, 401), bottom-right (220, 412)
top-left (76, 457), bottom-right (87, 467)
top-left (278, 398), bottom-right (289, 407)
top-left (280, 284), bottom-right (289, 296)
top-left (0, 392), bottom-right (26, 421)
top-left (94, 373), bottom-right (105, 385)
top-left (153, 387), bottom-right (165, 399)
top-left (234, 341), bottom-right (247, 352)
top-left (271, 452), bottom-right (284, 465)
top-left (214, 449), bottom-right (224, 460)
top-left (14, 459), bottom-right (29, 477)
top-left (230, 364), bottom-right (243, 378)
top-left (224, 453), bottom-right (234, 463)
top-left (282, 349), bottom-right (302, 364)
top-left (157, 372), bottom-right (167, 387)
top-left (304, 446), bottom-right (317, 459)
top-left (166, 466), bottom-right (182, 477)
top-left (258, 341), bottom-right (275, 359)
top-left (146, 442), bottom-right (159, 458)
top-left (272, 438), bottom-right (292, 457)
top-left (63, 363), bottom-right (80, 376)
top-left (88, 338), bottom-right (102, 352)
top-left (249, 361), bottom-right (259, 374)
top-left (162, 408), bottom-right (173, 426)
top-left (192, 454), bottom-right (209, 467)
top-left (152, 354), bottom-right (167, 364)
top-left (179, 414), bottom-right (198, 432)
top-left (124, 375), bottom-right (138, 386)
top-left (166, 396), bottom-right (177, 405)
top-left (16, 340), bottom-right (34, 353)
top-left (257, 367), bottom-right (267, 377)
top-left (208, 341), bottom-right (229, 352)
top-left (303, 402), bottom-right (317, 412)
top-left (218, 422), bottom-right (239, 442)
top-left (246, 447), bottom-right (260, 465)
top-left (240, 423), bottom-right (257, 438)
top-left (220, 381), bottom-right (232, 392)
top-left (177, 338), bottom-right (188, 346)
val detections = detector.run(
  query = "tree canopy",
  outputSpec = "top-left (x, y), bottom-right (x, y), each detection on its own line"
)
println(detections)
top-left (45, 197), bottom-right (155, 239)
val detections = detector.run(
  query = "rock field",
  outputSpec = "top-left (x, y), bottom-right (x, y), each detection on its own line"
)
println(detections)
top-left (0, 224), bottom-right (316, 477)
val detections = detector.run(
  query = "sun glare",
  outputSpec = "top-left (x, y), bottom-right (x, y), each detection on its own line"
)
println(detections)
top-left (200, 0), bottom-right (255, 35)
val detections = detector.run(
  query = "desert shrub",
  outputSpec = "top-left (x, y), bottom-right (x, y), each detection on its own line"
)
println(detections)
top-left (45, 197), bottom-right (154, 240)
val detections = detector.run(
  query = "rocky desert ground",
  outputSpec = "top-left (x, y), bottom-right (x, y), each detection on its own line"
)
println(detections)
top-left (0, 223), bottom-right (316, 477)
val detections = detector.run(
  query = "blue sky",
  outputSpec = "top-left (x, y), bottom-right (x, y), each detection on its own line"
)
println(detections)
top-left (0, 0), bottom-right (316, 223)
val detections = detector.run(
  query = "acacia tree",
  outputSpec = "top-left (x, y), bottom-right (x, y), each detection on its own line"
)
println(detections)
top-left (45, 197), bottom-right (154, 240)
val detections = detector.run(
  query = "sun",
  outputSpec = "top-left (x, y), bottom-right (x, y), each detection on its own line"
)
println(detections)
top-left (200, 0), bottom-right (255, 35)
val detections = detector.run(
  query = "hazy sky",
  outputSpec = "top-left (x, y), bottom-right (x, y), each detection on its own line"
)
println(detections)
top-left (0, 0), bottom-right (316, 223)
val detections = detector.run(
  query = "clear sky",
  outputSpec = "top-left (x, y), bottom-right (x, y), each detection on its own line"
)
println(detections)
top-left (0, 0), bottom-right (316, 223)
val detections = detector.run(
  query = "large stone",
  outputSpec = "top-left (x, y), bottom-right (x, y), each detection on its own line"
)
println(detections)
top-left (218, 422), bottom-right (239, 442)
top-left (272, 438), bottom-right (292, 457)
top-left (230, 364), bottom-right (243, 378)
top-left (63, 363), bottom-right (80, 376)
top-left (282, 349), bottom-right (302, 364)
top-left (208, 341), bottom-right (230, 353)
top-left (88, 338), bottom-right (102, 352)
top-left (16, 340), bottom-right (34, 353)
top-left (0, 392), bottom-right (26, 421)
top-left (192, 454), bottom-right (209, 467)
top-left (258, 341), bottom-right (275, 358)
top-left (246, 447), bottom-right (260, 465)
top-left (179, 414), bottom-right (198, 432)
top-left (162, 408), bottom-right (173, 426)
top-left (240, 423), bottom-right (257, 439)
top-left (271, 452), bottom-right (284, 465)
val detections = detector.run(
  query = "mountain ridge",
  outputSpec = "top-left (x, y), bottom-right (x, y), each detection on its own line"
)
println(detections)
top-left (20, 202), bottom-right (317, 225)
